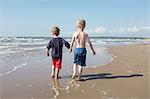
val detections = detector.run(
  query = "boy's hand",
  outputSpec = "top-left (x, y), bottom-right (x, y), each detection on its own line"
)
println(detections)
top-left (46, 49), bottom-right (49, 56)
top-left (46, 52), bottom-right (49, 56)
top-left (69, 48), bottom-right (72, 53)
top-left (47, 52), bottom-right (49, 56)
top-left (93, 50), bottom-right (96, 55)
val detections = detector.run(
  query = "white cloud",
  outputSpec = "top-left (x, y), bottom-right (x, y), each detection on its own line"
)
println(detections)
top-left (140, 26), bottom-right (150, 31)
top-left (111, 26), bottom-right (150, 33)
top-left (127, 27), bottom-right (139, 32)
top-left (91, 26), bottom-right (107, 33)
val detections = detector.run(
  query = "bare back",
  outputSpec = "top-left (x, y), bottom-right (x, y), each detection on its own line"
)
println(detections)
top-left (74, 31), bottom-right (87, 48)
top-left (70, 30), bottom-right (95, 55)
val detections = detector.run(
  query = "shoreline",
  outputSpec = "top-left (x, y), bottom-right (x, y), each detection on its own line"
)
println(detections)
top-left (84, 44), bottom-right (118, 69)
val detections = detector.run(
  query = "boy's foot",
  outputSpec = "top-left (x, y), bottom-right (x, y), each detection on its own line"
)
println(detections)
top-left (77, 76), bottom-right (85, 81)
top-left (78, 78), bottom-right (86, 81)
top-left (55, 76), bottom-right (58, 79)
top-left (77, 75), bottom-right (81, 80)
top-left (71, 74), bottom-right (78, 79)
top-left (55, 76), bottom-right (62, 79)
top-left (51, 74), bottom-right (55, 78)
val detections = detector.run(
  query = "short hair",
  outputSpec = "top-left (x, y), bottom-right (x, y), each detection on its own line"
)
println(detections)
top-left (51, 26), bottom-right (60, 36)
top-left (77, 19), bottom-right (86, 30)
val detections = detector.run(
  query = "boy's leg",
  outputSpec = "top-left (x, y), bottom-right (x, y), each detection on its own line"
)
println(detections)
top-left (51, 65), bottom-right (55, 78)
top-left (72, 64), bottom-right (77, 79)
top-left (78, 65), bottom-right (83, 80)
top-left (55, 68), bottom-right (59, 79)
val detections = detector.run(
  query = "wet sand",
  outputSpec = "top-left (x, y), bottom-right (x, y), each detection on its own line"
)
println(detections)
top-left (0, 44), bottom-right (150, 99)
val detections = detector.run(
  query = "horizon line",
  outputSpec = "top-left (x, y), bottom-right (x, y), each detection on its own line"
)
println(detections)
top-left (0, 36), bottom-right (149, 39)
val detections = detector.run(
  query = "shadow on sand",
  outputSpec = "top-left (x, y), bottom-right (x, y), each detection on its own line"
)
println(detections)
top-left (82, 73), bottom-right (144, 81)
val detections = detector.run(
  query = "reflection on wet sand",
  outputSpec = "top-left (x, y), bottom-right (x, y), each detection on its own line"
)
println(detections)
top-left (50, 78), bottom-right (82, 98)
top-left (51, 78), bottom-right (65, 98)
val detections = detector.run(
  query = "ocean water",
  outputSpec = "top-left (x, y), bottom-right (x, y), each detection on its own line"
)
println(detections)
top-left (0, 37), bottom-right (149, 77)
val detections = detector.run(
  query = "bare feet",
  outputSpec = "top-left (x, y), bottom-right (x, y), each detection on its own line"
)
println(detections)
top-left (55, 76), bottom-right (58, 79)
top-left (77, 75), bottom-right (85, 81)
top-left (71, 74), bottom-right (78, 79)
top-left (55, 76), bottom-right (62, 79)
top-left (78, 75), bottom-right (81, 81)
top-left (51, 74), bottom-right (55, 78)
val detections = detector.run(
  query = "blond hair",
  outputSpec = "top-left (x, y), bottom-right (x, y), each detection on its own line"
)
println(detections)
top-left (51, 26), bottom-right (60, 36)
top-left (77, 19), bottom-right (86, 31)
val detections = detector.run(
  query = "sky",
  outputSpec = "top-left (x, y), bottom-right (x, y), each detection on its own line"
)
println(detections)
top-left (0, 0), bottom-right (150, 37)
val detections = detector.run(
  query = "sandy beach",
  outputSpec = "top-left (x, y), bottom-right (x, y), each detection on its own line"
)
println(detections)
top-left (1, 0), bottom-right (149, 98)
top-left (56, 44), bottom-right (150, 99)
top-left (0, 44), bottom-right (150, 99)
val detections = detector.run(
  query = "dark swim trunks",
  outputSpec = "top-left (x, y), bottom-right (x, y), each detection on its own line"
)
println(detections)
top-left (74, 48), bottom-right (87, 66)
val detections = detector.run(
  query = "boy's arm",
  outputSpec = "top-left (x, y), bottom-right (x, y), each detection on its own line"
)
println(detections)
top-left (46, 40), bottom-right (52, 56)
top-left (69, 33), bottom-right (75, 53)
top-left (62, 39), bottom-right (70, 49)
top-left (86, 34), bottom-right (96, 55)
top-left (46, 48), bottom-right (49, 56)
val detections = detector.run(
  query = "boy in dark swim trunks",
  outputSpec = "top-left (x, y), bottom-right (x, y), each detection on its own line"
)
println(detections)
top-left (46, 26), bottom-right (70, 79)
top-left (69, 19), bottom-right (96, 81)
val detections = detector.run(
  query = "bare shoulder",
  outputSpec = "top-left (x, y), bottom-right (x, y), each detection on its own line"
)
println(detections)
top-left (84, 32), bottom-right (89, 38)
top-left (72, 31), bottom-right (77, 36)
top-left (73, 31), bottom-right (80, 38)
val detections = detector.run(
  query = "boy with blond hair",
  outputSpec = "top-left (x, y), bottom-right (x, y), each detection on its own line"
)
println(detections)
top-left (70, 19), bottom-right (96, 81)
top-left (46, 26), bottom-right (70, 79)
